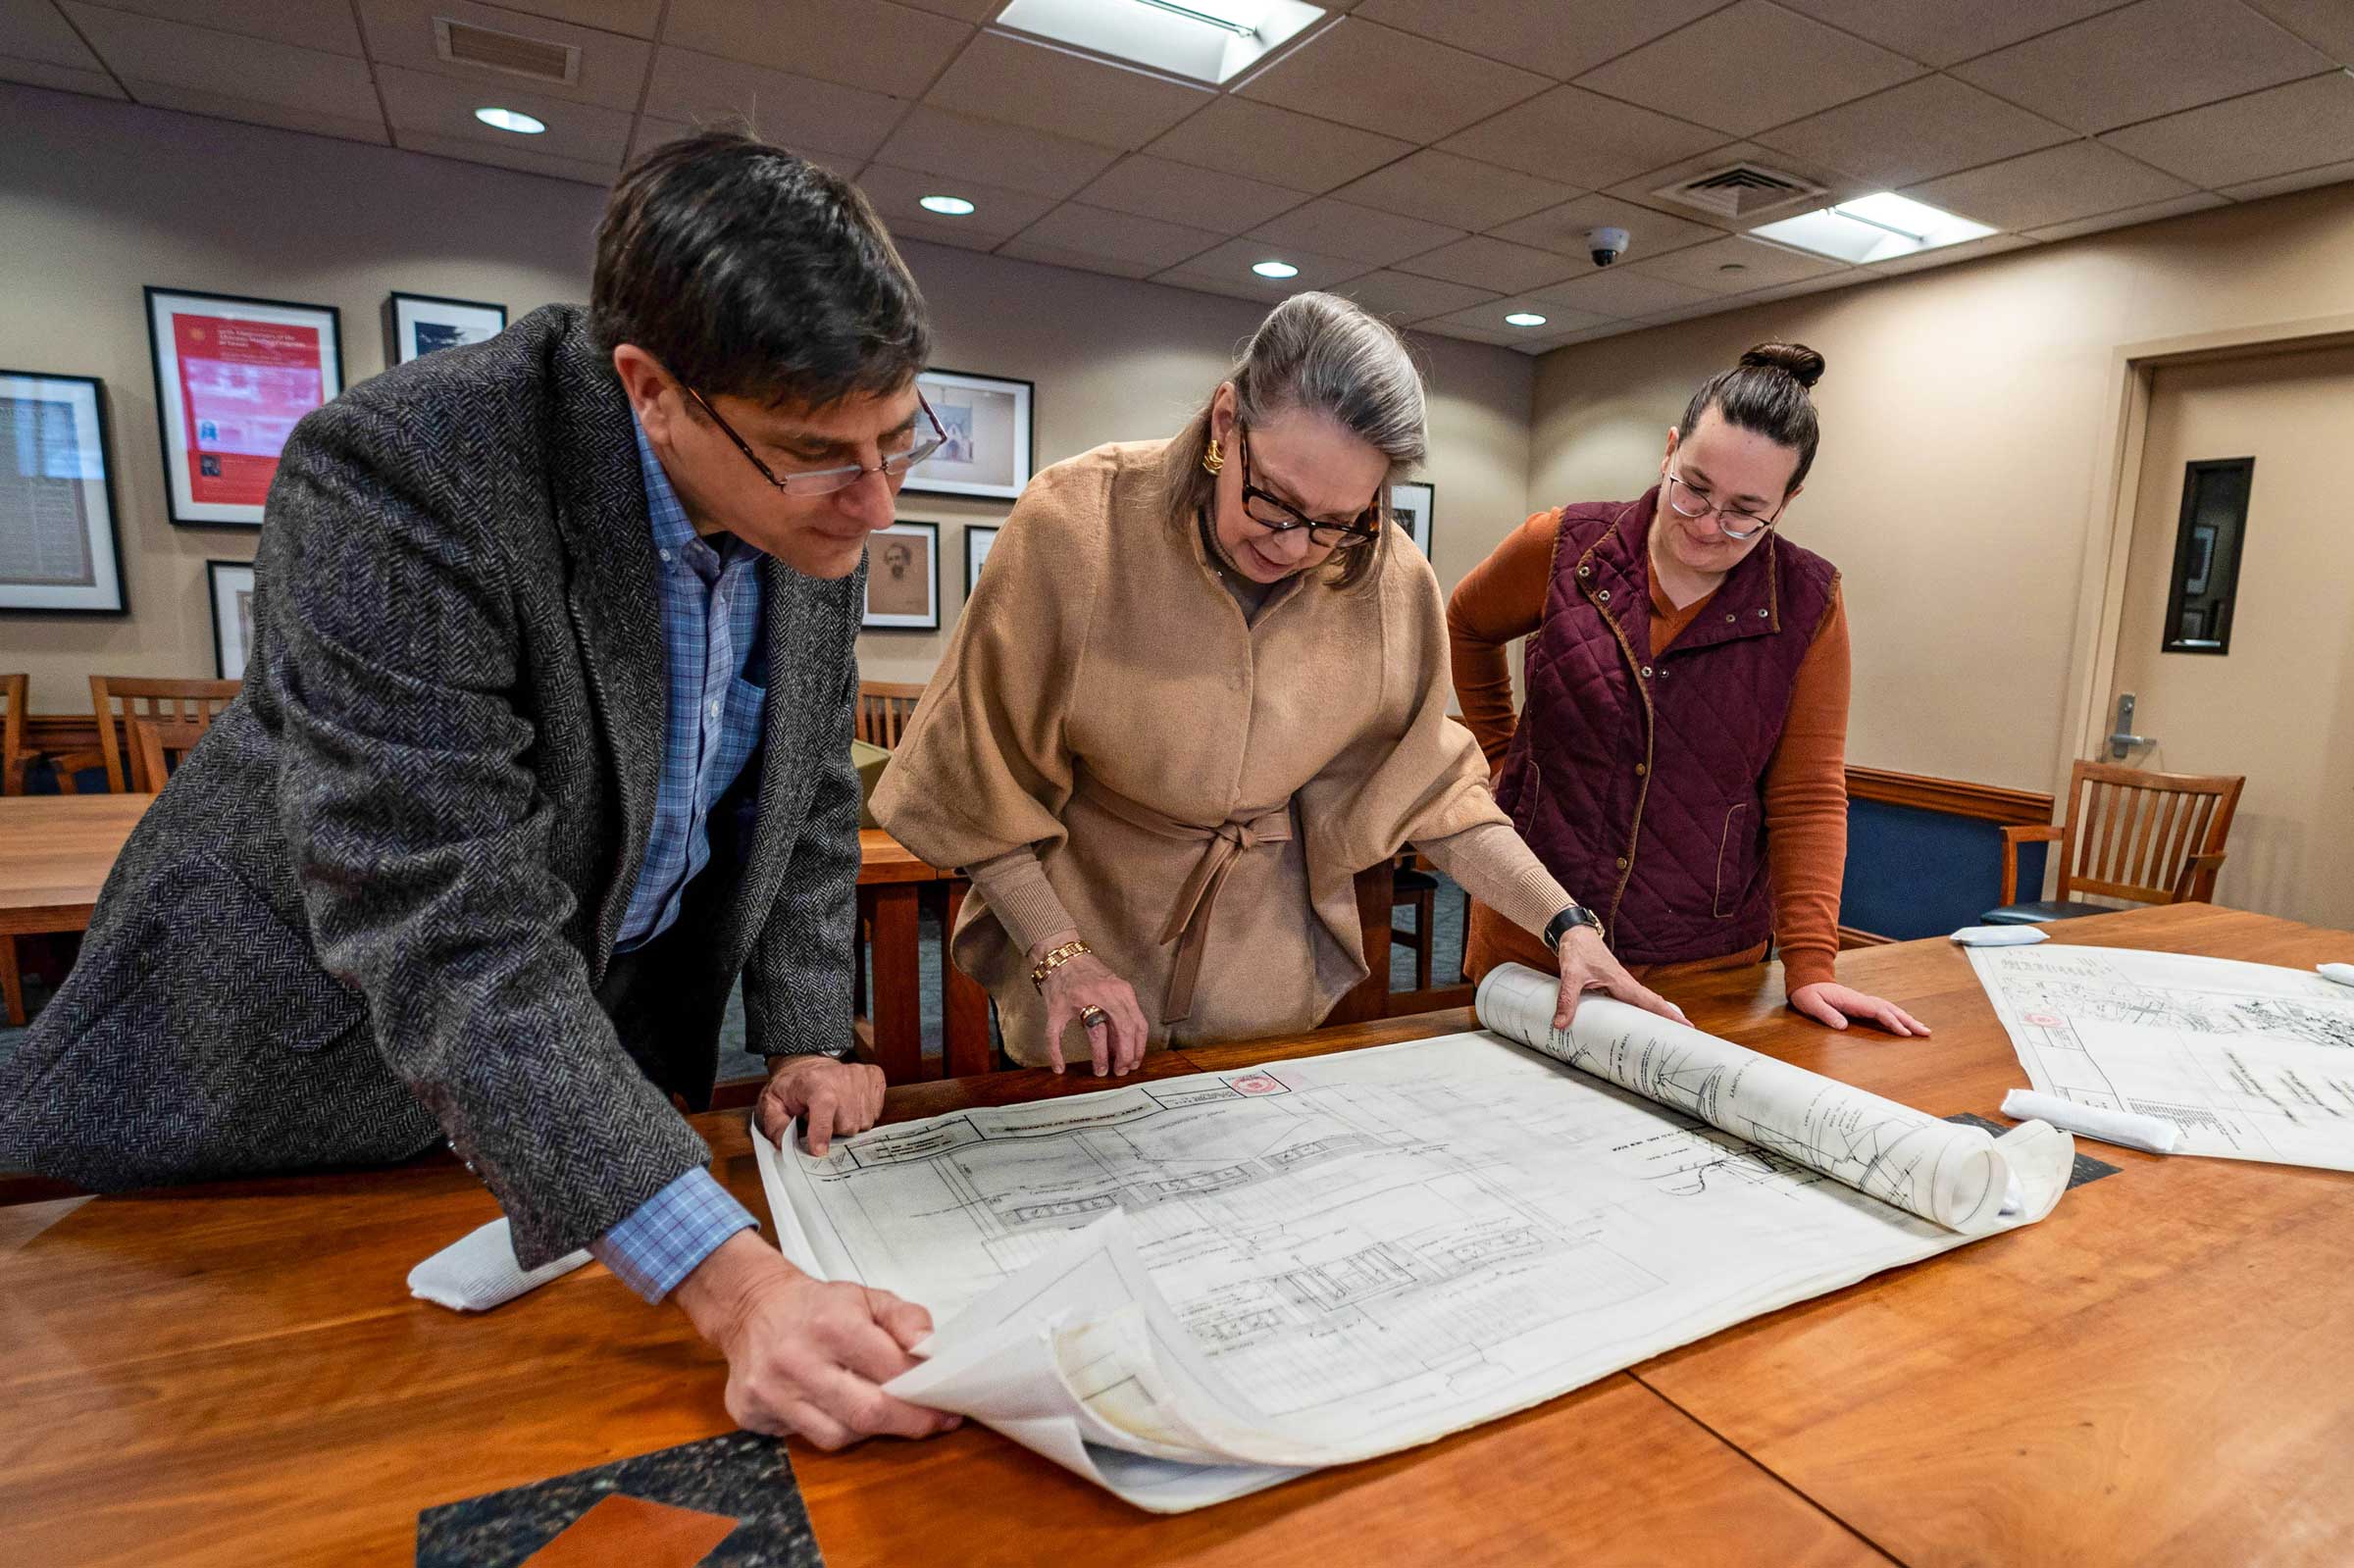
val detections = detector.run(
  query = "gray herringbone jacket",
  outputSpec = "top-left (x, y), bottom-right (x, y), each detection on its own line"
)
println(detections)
top-left (0, 305), bottom-right (861, 1265)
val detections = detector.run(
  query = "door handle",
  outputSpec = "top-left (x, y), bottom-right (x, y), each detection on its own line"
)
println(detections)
top-left (2108, 692), bottom-right (2154, 760)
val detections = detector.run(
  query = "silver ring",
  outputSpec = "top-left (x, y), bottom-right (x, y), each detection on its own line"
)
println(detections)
top-left (1079, 1005), bottom-right (1110, 1031)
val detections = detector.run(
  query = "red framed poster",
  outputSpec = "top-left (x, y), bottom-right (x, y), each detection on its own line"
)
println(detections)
top-left (145, 286), bottom-right (343, 528)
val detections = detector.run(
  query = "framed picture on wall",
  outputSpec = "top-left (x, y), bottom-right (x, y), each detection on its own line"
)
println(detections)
top-left (864, 521), bottom-right (939, 630)
top-left (903, 370), bottom-right (1033, 500)
top-left (0, 368), bottom-right (128, 614)
top-left (385, 292), bottom-right (508, 365)
top-left (1391, 481), bottom-right (1435, 563)
top-left (207, 559), bottom-right (258, 679)
top-left (964, 524), bottom-right (999, 598)
top-left (146, 286), bottom-right (343, 529)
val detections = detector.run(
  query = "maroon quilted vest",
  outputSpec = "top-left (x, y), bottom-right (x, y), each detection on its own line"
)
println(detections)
top-left (1494, 487), bottom-right (1839, 965)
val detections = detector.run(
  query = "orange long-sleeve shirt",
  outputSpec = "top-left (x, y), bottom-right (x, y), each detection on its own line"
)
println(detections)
top-left (1448, 509), bottom-right (1851, 995)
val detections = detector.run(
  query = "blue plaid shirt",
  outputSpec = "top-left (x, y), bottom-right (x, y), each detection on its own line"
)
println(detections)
top-left (589, 419), bottom-right (769, 1301)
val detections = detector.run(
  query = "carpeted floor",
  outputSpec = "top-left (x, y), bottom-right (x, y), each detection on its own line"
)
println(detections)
top-left (0, 874), bottom-right (1472, 1085)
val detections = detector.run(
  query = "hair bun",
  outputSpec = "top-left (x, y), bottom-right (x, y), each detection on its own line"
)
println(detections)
top-left (1739, 341), bottom-right (1825, 389)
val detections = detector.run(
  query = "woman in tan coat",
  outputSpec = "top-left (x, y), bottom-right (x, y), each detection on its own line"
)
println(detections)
top-left (874, 293), bottom-right (1679, 1075)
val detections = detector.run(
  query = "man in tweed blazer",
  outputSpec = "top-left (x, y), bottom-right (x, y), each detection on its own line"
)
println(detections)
top-left (0, 134), bottom-right (959, 1451)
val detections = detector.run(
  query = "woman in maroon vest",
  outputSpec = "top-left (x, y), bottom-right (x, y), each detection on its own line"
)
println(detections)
top-left (1449, 343), bottom-right (1927, 1037)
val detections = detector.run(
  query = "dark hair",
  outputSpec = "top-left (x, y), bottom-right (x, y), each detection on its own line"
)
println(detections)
top-left (1677, 341), bottom-right (1827, 489)
top-left (591, 131), bottom-right (930, 410)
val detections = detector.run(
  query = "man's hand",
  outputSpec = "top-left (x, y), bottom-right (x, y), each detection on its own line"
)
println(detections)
top-left (757, 1055), bottom-right (886, 1154)
top-left (1033, 935), bottom-right (1149, 1078)
top-left (673, 1232), bottom-right (960, 1450)
top-left (1553, 927), bottom-right (1689, 1033)
top-left (1790, 982), bottom-right (1930, 1037)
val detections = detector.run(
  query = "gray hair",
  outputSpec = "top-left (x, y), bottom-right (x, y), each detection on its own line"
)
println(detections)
top-left (1166, 291), bottom-right (1427, 590)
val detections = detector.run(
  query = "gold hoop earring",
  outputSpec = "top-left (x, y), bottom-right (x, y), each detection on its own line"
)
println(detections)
top-left (1202, 436), bottom-right (1225, 476)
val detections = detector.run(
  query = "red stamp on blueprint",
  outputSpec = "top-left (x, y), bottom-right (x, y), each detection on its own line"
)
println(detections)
top-left (1230, 1074), bottom-right (1284, 1095)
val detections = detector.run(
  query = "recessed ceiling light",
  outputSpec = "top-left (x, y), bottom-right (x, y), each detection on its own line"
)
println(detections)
top-left (1252, 260), bottom-right (1300, 278)
top-left (919, 194), bottom-right (976, 216)
top-left (1718, 262), bottom-right (1748, 274)
top-left (474, 107), bottom-right (545, 134)
top-left (1504, 312), bottom-right (1547, 328)
top-left (1750, 192), bottom-right (1996, 264)
top-left (996, 0), bottom-right (1326, 85)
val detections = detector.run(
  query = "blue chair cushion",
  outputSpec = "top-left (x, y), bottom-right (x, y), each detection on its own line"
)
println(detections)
top-left (1980, 899), bottom-right (2111, 925)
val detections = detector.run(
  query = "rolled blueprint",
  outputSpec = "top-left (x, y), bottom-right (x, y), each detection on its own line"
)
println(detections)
top-left (1478, 963), bottom-right (2016, 1234)
top-left (2001, 1087), bottom-right (2178, 1154)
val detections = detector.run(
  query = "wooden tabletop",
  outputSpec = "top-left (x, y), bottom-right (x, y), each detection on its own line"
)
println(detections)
top-left (0, 792), bottom-right (154, 936)
top-left (854, 828), bottom-right (949, 885)
top-left (3, 902), bottom-right (2348, 1566)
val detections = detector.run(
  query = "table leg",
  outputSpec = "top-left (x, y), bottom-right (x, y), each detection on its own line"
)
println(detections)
top-left (1326, 863), bottom-right (1394, 1026)
top-left (938, 881), bottom-right (994, 1078)
top-left (866, 883), bottom-right (925, 1085)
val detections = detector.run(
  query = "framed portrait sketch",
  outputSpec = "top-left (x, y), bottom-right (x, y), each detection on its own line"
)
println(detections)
top-left (964, 524), bottom-right (999, 598)
top-left (146, 286), bottom-right (343, 529)
top-left (903, 370), bottom-right (1033, 500)
top-left (0, 369), bottom-right (127, 614)
top-left (385, 292), bottom-right (508, 364)
top-left (864, 521), bottom-right (939, 631)
top-left (1390, 481), bottom-right (1435, 564)
top-left (208, 559), bottom-right (258, 679)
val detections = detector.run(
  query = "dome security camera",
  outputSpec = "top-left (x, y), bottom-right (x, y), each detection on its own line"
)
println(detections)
top-left (1586, 227), bottom-right (1631, 268)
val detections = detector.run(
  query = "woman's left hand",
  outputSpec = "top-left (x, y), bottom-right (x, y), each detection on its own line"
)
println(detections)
top-left (1553, 928), bottom-right (1689, 1032)
top-left (1789, 982), bottom-right (1930, 1037)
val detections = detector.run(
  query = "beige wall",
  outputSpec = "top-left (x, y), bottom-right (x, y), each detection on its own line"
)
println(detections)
top-left (1525, 183), bottom-right (2354, 796)
top-left (0, 82), bottom-right (1531, 714)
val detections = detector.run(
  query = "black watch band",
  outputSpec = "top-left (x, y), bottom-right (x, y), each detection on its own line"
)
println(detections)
top-left (1545, 903), bottom-right (1604, 948)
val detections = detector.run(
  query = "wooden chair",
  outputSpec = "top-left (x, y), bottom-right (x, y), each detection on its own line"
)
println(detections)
top-left (1, 673), bottom-right (28, 799)
top-left (82, 676), bottom-right (239, 794)
top-left (127, 714), bottom-right (213, 793)
top-left (852, 681), bottom-right (926, 748)
top-left (1984, 760), bottom-right (2245, 924)
top-left (1390, 857), bottom-right (1438, 993)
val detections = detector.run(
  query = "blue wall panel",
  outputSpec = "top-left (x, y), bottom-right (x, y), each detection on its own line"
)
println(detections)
top-left (1840, 799), bottom-right (2048, 941)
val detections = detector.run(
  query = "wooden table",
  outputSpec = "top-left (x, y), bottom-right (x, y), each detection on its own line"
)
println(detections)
top-left (856, 829), bottom-right (991, 1080)
top-left (4, 903), bottom-right (2350, 1566)
top-left (0, 792), bottom-right (154, 938)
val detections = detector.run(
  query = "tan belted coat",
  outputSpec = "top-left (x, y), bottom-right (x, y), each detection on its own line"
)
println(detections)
top-left (871, 439), bottom-right (1511, 1060)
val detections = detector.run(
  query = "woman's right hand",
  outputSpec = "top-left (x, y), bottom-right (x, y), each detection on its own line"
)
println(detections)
top-left (1034, 938), bottom-right (1151, 1078)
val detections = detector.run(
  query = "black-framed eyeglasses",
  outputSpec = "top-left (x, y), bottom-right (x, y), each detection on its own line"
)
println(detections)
top-left (682, 383), bottom-right (947, 496)
top-left (1663, 468), bottom-right (1783, 541)
top-left (1237, 427), bottom-right (1383, 549)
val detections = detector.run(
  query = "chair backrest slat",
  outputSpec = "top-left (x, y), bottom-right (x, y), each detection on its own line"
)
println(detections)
top-left (88, 676), bottom-right (240, 793)
top-left (1, 673), bottom-right (26, 797)
top-left (853, 680), bottom-right (928, 750)
top-left (2054, 760), bottom-right (2247, 908)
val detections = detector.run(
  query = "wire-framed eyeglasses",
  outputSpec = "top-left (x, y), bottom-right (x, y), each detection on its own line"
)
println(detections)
top-left (682, 383), bottom-right (947, 496)
top-left (1238, 427), bottom-right (1382, 549)
top-left (1663, 469), bottom-right (1783, 541)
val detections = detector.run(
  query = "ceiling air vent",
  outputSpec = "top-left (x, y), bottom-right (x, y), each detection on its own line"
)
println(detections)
top-left (1651, 162), bottom-right (1827, 222)
top-left (435, 18), bottom-right (581, 85)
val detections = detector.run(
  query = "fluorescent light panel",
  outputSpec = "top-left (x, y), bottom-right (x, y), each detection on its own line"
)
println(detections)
top-left (1751, 193), bottom-right (1995, 265)
top-left (994, 0), bottom-right (1326, 85)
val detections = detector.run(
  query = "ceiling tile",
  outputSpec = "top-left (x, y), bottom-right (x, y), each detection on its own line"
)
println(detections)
top-left (663, 0), bottom-right (971, 100)
top-left (2222, 156), bottom-right (2354, 199)
top-left (1352, 0), bottom-right (1731, 83)
top-left (926, 29), bottom-right (1209, 151)
top-left (0, 0), bottom-right (103, 67)
top-left (1754, 73), bottom-right (2075, 188)
top-left (1077, 154), bottom-right (1306, 233)
top-left (1391, 233), bottom-right (1574, 293)
top-left (1235, 17), bottom-right (1550, 144)
top-left (1718, 269), bottom-right (1871, 305)
top-left (994, 237), bottom-right (1156, 278)
top-left (856, 162), bottom-right (1056, 242)
top-left (378, 61), bottom-right (634, 161)
top-left (1440, 84), bottom-right (1723, 187)
top-left (1491, 191), bottom-right (1734, 259)
top-left (1527, 267), bottom-right (1716, 320)
top-left (1338, 269), bottom-right (1500, 322)
top-left (1248, 196), bottom-right (1463, 267)
top-left (0, 54), bottom-right (125, 96)
top-left (886, 212), bottom-right (1002, 252)
top-left (398, 126), bottom-right (621, 181)
top-left (897, 0), bottom-right (997, 19)
top-left (124, 76), bottom-right (388, 141)
top-left (493, 0), bottom-right (663, 35)
top-left (627, 113), bottom-right (691, 162)
top-left (2022, 191), bottom-right (2226, 240)
top-left (1619, 233), bottom-right (1849, 293)
top-left (643, 46), bottom-right (905, 162)
top-left (1152, 236), bottom-right (1368, 301)
top-left (359, 0), bottom-right (648, 109)
top-left (1903, 138), bottom-right (2198, 230)
top-left (74, 0), bottom-right (362, 55)
top-left (1862, 229), bottom-right (2040, 272)
top-left (1332, 148), bottom-right (1576, 231)
top-left (2243, 0), bottom-right (2354, 63)
top-left (1952, 0), bottom-right (2330, 133)
top-left (1008, 202), bottom-right (1225, 270)
top-left (1574, 1), bottom-right (1921, 139)
top-left (1147, 96), bottom-right (1414, 193)
top-left (1772, 0), bottom-right (2125, 68)
top-left (62, 5), bottom-right (377, 116)
top-left (878, 104), bottom-right (1120, 200)
top-left (2101, 71), bottom-right (2354, 188)
top-left (1422, 296), bottom-right (1609, 342)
